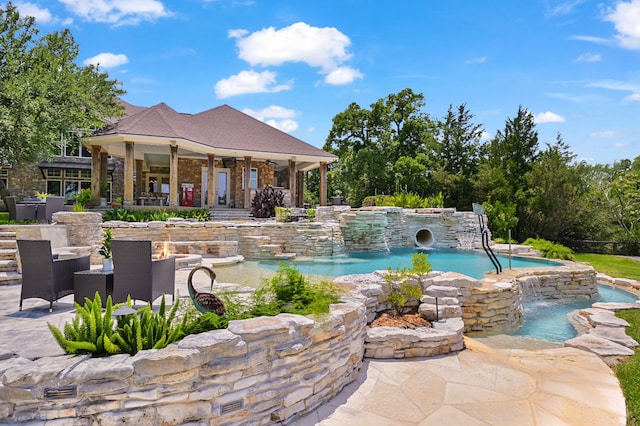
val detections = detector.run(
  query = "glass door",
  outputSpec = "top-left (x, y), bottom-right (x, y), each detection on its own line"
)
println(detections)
top-left (215, 169), bottom-right (230, 208)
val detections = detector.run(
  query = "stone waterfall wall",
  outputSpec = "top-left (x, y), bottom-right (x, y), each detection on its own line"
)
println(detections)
top-left (339, 207), bottom-right (481, 252)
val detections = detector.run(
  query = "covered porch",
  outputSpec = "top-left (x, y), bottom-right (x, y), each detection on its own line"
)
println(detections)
top-left (83, 103), bottom-right (337, 209)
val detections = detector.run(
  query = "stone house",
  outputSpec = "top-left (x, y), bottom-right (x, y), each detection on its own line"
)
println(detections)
top-left (3, 101), bottom-right (337, 209)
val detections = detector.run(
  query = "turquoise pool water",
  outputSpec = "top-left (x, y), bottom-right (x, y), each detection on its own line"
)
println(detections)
top-left (255, 248), bottom-right (638, 342)
top-left (258, 247), bottom-right (560, 280)
top-left (509, 284), bottom-right (638, 342)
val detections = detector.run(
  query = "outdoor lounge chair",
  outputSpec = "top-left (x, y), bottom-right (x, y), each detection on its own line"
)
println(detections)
top-left (17, 239), bottom-right (90, 312)
top-left (111, 239), bottom-right (175, 305)
top-left (37, 196), bottom-right (65, 223)
top-left (6, 196), bottom-right (37, 222)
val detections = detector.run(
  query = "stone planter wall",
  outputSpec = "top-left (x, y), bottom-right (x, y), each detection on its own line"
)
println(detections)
top-left (335, 272), bottom-right (466, 359)
top-left (0, 302), bottom-right (367, 424)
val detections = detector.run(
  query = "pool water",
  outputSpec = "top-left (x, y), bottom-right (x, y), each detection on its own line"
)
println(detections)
top-left (508, 284), bottom-right (638, 342)
top-left (258, 248), bottom-right (560, 280)
top-left (254, 248), bottom-right (639, 343)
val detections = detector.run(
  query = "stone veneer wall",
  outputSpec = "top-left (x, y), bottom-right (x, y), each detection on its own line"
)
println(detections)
top-left (0, 301), bottom-right (367, 424)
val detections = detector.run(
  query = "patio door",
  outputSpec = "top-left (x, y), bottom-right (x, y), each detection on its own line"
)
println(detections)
top-left (215, 169), bottom-right (230, 208)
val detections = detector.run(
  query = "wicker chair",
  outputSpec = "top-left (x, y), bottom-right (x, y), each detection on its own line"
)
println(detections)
top-left (111, 240), bottom-right (175, 305)
top-left (17, 240), bottom-right (90, 312)
top-left (37, 196), bottom-right (65, 223)
top-left (6, 196), bottom-right (37, 221)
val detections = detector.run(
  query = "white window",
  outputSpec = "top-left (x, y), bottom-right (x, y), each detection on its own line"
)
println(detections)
top-left (241, 167), bottom-right (258, 189)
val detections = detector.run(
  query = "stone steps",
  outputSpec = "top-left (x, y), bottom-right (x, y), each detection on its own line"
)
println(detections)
top-left (0, 259), bottom-right (17, 272)
top-left (0, 271), bottom-right (21, 285)
top-left (0, 249), bottom-right (17, 261)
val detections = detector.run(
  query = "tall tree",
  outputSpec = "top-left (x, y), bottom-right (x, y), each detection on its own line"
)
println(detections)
top-left (520, 136), bottom-right (582, 241)
top-left (0, 3), bottom-right (124, 196)
top-left (430, 103), bottom-right (484, 210)
top-left (477, 106), bottom-right (540, 240)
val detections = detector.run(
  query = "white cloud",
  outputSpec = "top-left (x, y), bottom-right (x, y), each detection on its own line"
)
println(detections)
top-left (214, 70), bottom-right (292, 98)
top-left (569, 35), bottom-right (610, 44)
top-left (265, 119), bottom-right (298, 133)
top-left (590, 130), bottom-right (632, 139)
top-left (588, 79), bottom-right (640, 92)
top-left (230, 22), bottom-right (362, 85)
top-left (83, 52), bottom-right (129, 69)
top-left (243, 106), bottom-right (299, 133)
top-left (243, 105), bottom-right (297, 120)
top-left (59, 0), bottom-right (172, 26)
top-left (625, 93), bottom-right (640, 101)
top-left (15, 2), bottom-right (53, 23)
top-left (534, 111), bottom-right (566, 123)
top-left (324, 66), bottom-right (364, 85)
top-left (575, 52), bottom-right (601, 62)
top-left (465, 56), bottom-right (488, 64)
top-left (480, 131), bottom-right (492, 141)
top-left (605, 0), bottom-right (640, 49)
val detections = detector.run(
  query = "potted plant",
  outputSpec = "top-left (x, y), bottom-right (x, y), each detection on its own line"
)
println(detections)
top-left (98, 228), bottom-right (113, 272)
top-left (73, 188), bottom-right (94, 209)
top-left (111, 196), bottom-right (122, 208)
top-left (36, 191), bottom-right (53, 203)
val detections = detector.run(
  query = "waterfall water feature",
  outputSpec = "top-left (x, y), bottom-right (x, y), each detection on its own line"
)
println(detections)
top-left (520, 276), bottom-right (542, 301)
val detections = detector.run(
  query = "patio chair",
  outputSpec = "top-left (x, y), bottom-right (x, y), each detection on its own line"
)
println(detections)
top-left (37, 196), bottom-right (65, 223)
top-left (111, 239), bottom-right (175, 305)
top-left (17, 240), bottom-right (90, 312)
top-left (6, 196), bottom-right (37, 221)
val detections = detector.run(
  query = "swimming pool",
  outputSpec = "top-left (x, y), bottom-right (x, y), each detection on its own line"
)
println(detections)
top-left (258, 247), bottom-right (561, 280)
top-left (508, 284), bottom-right (638, 342)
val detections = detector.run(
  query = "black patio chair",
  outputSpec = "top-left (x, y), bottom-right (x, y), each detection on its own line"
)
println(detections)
top-left (111, 240), bottom-right (175, 305)
top-left (17, 239), bottom-right (90, 312)
top-left (6, 196), bottom-right (37, 221)
top-left (37, 196), bottom-right (65, 223)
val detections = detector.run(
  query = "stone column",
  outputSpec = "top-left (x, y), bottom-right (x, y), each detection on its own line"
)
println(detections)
top-left (243, 156), bottom-right (252, 209)
top-left (170, 143), bottom-right (179, 207)
top-left (207, 154), bottom-right (215, 208)
top-left (100, 151), bottom-right (109, 201)
top-left (135, 159), bottom-right (144, 200)
top-left (288, 159), bottom-right (297, 207)
top-left (91, 145), bottom-right (102, 204)
top-left (124, 141), bottom-right (135, 206)
top-left (320, 162), bottom-right (327, 206)
top-left (297, 170), bottom-right (305, 207)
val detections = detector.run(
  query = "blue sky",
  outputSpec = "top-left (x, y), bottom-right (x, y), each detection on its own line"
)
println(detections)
top-left (13, 0), bottom-right (640, 165)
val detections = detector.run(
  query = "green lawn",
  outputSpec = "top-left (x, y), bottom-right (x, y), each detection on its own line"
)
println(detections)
top-left (574, 253), bottom-right (640, 281)
top-left (616, 310), bottom-right (640, 425)
top-left (580, 253), bottom-right (640, 425)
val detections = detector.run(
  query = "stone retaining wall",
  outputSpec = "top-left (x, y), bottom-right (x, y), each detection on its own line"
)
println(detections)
top-left (0, 302), bottom-right (367, 424)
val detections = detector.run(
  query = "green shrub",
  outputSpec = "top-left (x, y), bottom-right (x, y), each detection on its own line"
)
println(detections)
top-left (48, 293), bottom-right (186, 356)
top-left (363, 192), bottom-right (444, 209)
top-left (385, 252), bottom-right (432, 315)
top-left (251, 264), bottom-right (342, 316)
top-left (102, 208), bottom-right (211, 222)
top-left (522, 238), bottom-right (575, 260)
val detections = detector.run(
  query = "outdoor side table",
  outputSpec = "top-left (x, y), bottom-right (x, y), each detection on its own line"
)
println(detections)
top-left (74, 269), bottom-right (114, 307)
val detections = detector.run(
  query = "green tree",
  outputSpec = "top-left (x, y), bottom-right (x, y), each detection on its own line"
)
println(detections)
top-left (0, 2), bottom-right (124, 197)
top-left (477, 106), bottom-right (540, 240)
top-left (324, 89), bottom-right (437, 206)
top-left (519, 136), bottom-right (583, 242)
top-left (430, 103), bottom-right (484, 210)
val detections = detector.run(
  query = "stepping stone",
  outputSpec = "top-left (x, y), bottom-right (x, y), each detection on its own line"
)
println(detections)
top-left (592, 301), bottom-right (640, 311)
top-left (589, 326), bottom-right (639, 348)
top-left (587, 311), bottom-right (630, 328)
top-left (565, 334), bottom-right (635, 357)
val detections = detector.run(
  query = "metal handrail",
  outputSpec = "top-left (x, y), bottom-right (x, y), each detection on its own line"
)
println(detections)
top-left (473, 203), bottom-right (502, 274)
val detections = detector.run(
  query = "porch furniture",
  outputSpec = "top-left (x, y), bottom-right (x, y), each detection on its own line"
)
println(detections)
top-left (17, 239), bottom-right (91, 312)
top-left (74, 269), bottom-right (114, 307)
top-left (6, 196), bottom-right (37, 221)
top-left (111, 240), bottom-right (175, 305)
top-left (37, 196), bottom-right (65, 223)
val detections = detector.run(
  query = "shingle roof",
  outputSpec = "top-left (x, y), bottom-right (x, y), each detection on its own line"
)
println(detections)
top-left (95, 102), bottom-right (336, 160)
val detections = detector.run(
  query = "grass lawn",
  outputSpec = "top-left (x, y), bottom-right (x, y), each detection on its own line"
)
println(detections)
top-left (574, 252), bottom-right (640, 281)
top-left (616, 310), bottom-right (640, 425)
